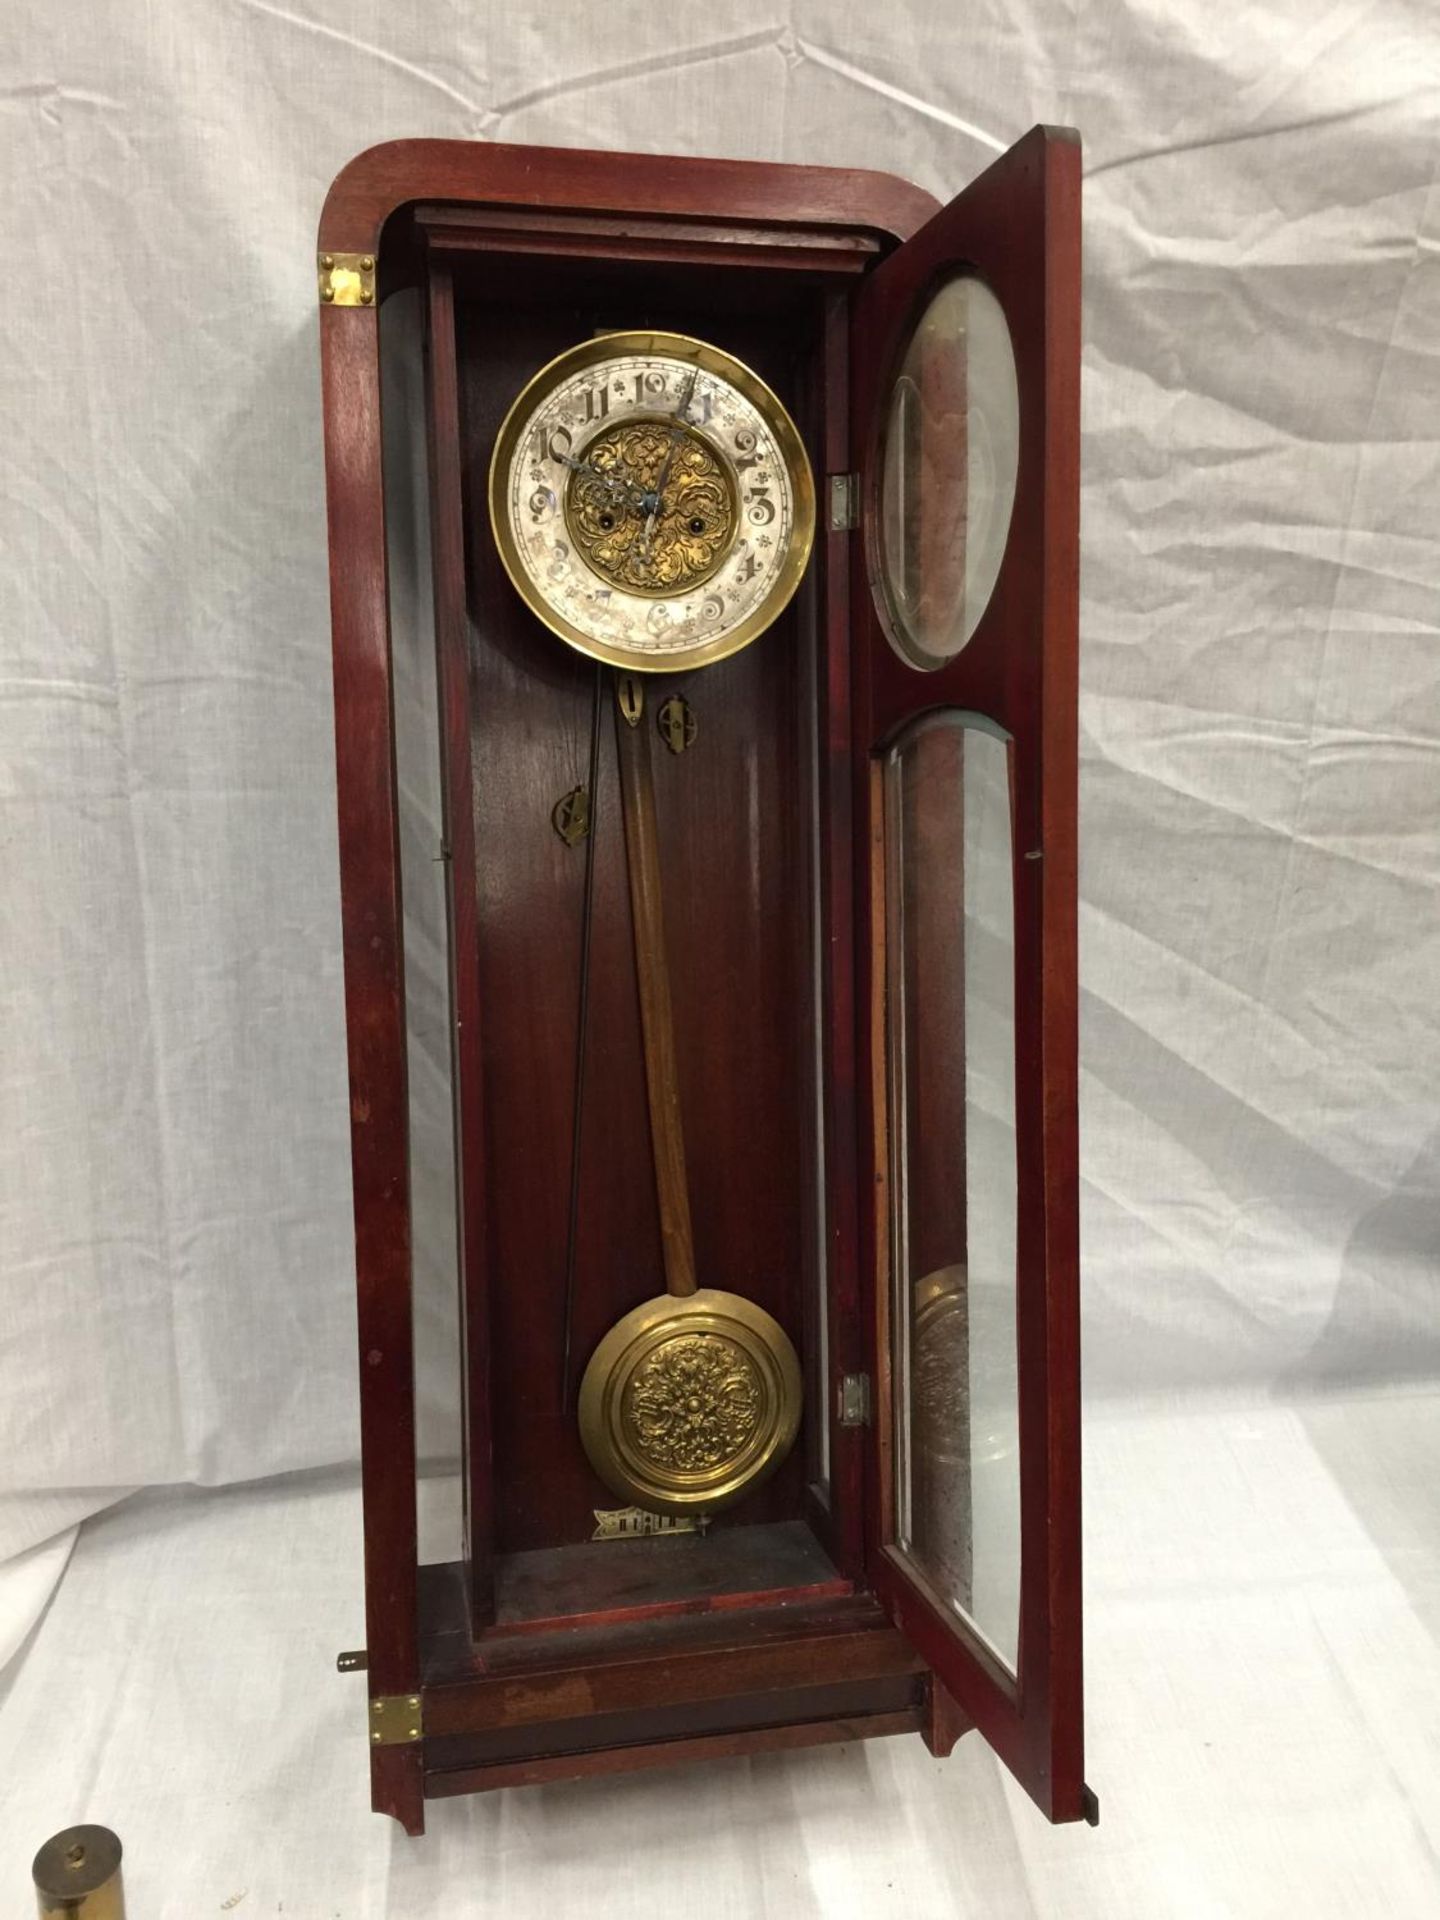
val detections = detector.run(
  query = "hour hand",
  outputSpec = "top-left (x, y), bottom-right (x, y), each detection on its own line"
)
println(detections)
top-left (556, 451), bottom-right (644, 509)
top-left (555, 449), bottom-right (613, 485)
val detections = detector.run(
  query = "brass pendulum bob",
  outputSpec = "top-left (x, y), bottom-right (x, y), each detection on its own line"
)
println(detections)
top-left (577, 673), bottom-right (802, 1516)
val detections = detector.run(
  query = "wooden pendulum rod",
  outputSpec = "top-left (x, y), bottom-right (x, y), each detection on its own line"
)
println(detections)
top-left (612, 670), bottom-right (698, 1301)
top-left (560, 661), bottom-right (605, 1408)
top-left (576, 670), bottom-right (803, 1518)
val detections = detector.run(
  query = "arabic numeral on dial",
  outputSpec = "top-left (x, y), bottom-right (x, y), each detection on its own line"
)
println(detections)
top-left (535, 423), bottom-right (573, 465)
top-left (747, 485), bottom-right (775, 526)
top-left (583, 383), bottom-right (610, 423)
top-left (547, 541), bottom-right (570, 581)
top-left (529, 486), bottom-right (557, 522)
top-left (684, 388), bottom-right (714, 426)
top-left (733, 426), bottom-right (761, 472)
top-left (699, 591), bottom-right (725, 626)
top-left (733, 550), bottom-right (759, 586)
top-left (634, 369), bottom-right (667, 402)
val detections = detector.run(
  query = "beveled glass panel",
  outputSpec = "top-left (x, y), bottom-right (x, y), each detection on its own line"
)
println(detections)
top-left (878, 278), bottom-right (1019, 669)
top-left (885, 714), bottom-right (1019, 1674)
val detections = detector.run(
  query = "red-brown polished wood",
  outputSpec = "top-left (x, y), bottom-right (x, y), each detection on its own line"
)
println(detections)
top-left (423, 1673), bottom-right (920, 1768)
top-left (320, 140), bottom-right (940, 260)
top-left (851, 124), bottom-right (1086, 1823)
top-left (425, 1707), bottom-right (923, 1800)
top-left (320, 129), bottom-right (1085, 1837)
top-left (321, 146), bottom-right (936, 1834)
top-left (422, 264), bottom-right (493, 1625)
top-left (923, 1675), bottom-right (973, 1760)
top-left (321, 305), bottom-right (421, 1823)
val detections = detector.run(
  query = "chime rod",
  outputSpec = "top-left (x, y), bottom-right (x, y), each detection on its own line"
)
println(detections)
top-left (560, 662), bottom-right (605, 1408)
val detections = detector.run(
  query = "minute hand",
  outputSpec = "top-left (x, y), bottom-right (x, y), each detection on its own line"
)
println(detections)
top-left (641, 372), bottom-right (700, 558)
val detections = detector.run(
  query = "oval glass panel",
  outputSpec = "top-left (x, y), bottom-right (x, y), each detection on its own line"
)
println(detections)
top-left (878, 278), bottom-right (1019, 669)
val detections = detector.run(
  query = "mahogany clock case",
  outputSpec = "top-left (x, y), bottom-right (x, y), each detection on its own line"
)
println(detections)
top-left (319, 133), bottom-right (1084, 1835)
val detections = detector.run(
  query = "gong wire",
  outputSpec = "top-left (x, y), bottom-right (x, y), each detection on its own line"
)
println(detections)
top-left (561, 659), bottom-right (605, 1410)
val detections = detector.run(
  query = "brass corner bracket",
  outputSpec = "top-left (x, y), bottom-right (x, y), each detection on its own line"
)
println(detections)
top-left (318, 251), bottom-right (376, 308)
top-left (369, 1693), bottom-right (423, 1746)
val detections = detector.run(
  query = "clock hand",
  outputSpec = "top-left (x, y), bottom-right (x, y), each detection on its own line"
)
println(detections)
top-left (640, 370), bottom-right (702, 560)
top-left (639, 494), bottom-right (664, 562)
top-left (555, 450), bottom-right (647, 512)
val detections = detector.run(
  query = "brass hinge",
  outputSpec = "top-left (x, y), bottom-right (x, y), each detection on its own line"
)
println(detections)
top-left (369, 1693), bottom-right (423, 1746)
top-left (318, 251), bottom-right (376, 308)
top-left (837, 1372), bottom-right (871, 1428)
top-left (828, 473), bottom-right (860, 532)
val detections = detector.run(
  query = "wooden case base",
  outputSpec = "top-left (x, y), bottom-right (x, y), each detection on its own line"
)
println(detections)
top-left (409, 1520), bottom-right (951, 1824)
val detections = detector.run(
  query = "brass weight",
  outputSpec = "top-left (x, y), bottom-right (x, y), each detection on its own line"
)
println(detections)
top-left (577, 675), bottom-right (802, 1515)
top-left (32, 1827), bottom-right (125, 1919)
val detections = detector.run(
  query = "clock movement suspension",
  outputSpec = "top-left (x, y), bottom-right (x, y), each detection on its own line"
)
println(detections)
top-left (575, 672), bottom-right (802, 1517)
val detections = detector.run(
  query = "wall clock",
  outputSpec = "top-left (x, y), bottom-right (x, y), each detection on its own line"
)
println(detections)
top-left (318, 127), bottom-right (1089, 1837)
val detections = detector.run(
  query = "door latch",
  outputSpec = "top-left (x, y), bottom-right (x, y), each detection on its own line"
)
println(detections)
top-left (837, 1373), bottom-right (871, 1427)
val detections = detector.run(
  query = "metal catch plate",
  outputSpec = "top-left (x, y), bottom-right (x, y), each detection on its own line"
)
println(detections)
top-left (318, 251), bottom-right (376, 308)
top-left (656, 695), bottom-right (698, 755)
top-left (828, 473), bottom-right (859, 532)
top-left (837, 1372), bottom-right (871, 1428)
top-left (369, 1693), bottom-right (423, 1746)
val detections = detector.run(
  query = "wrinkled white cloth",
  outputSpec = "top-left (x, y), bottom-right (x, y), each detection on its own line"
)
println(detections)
top-left (1, 0), bottom-right (1437, 1791)
top-left (2, 1395), bottom-right (1438, 1917)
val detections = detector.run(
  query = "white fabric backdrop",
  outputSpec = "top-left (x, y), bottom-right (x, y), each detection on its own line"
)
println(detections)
top-left (2, 0), bottom-right (1437, 1612)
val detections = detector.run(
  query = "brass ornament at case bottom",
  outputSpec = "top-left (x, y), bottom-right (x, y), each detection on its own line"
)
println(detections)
top-left (579, 1287), bottom-right (803, 1516)
top-left (592, 1506), bottom-right (709, 1540)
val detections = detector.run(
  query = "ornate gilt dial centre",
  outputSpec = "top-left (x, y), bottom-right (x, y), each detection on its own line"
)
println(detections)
top-left (566, 420), bottom-right (737, 596)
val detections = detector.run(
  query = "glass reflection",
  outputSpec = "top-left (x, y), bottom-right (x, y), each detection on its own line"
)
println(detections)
top-left (879, 277), bottom-right (1019, 669)
top-left (886, 714), bottom-right (1019, 1674)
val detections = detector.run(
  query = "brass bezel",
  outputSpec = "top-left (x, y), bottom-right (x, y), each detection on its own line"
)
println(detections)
top-left (488, 330), bottom-right (816, 674)
top-left (578, 1286), bottom-right (803, 1515)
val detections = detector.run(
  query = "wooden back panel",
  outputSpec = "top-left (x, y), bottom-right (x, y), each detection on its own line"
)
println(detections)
top-left (450, 291), bottom-right (820, 1554)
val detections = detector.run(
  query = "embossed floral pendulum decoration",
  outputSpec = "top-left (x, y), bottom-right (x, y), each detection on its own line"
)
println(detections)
top-left (623, 1333), bottom-right (763, 1473)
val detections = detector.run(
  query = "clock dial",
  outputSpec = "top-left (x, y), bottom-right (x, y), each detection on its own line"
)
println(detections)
top-left (489, 331), bottom-right (815, 672)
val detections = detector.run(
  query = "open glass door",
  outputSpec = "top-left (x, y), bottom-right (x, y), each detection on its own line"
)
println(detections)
top-left (852, 125), bottom-right (1090, 1823)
